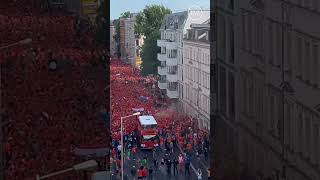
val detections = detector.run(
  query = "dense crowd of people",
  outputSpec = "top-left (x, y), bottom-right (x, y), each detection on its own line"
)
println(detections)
top-left (110, 59), bottom-right (209, 179)
top-left (1, 2), bottom-right (109, 180)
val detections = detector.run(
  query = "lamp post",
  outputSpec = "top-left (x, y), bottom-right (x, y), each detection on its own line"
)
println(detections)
top-left (120, 112), bottom-right (141, 180)
top-left (36, 160), bottom-right (98, 180)
top-left (0, 38), bottom-right (32, 50)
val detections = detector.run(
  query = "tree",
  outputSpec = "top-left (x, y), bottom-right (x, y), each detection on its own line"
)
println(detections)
top-left (134, 5), bottom-right (171, 76)
top-left (140, 31), bottom-right (160, 76)
top-left (113, 11), bottom-right (131, 56)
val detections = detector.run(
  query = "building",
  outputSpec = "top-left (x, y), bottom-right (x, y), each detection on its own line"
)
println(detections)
top-left (110, 21), bottom-right (116, 57)
top-left (157, 10), bottom-right (210, 99)
top-left (120, 13), bottom-right (144, 68)
top-left (214, 0), bottom-right (320, 179)
top-left (134, 35), bottom-right (144, 69)
top-left (119, 19), bottom-right (126, 60)
top-left (181, 19), bottom-right (211, 130)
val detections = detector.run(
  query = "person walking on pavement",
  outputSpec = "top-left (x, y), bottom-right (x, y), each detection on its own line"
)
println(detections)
top-left (142, 166), bottom-right (148, 180)
top-left (137, 166), bottom-right (143, 179)
top-left (173, 158), bottom-right (178, 175)
top-left (152, 148), bottom-right (156, 160)
top-left (166, 159), bottom-right (172, 175)
top-left (178, 153), bottom-right (184, 172)
top-left (131, 165), bottom-right (137, 180)
top-left (169, 141), bottom-right (174, 154)
top-left (148, 166), bottom-right (153, 180)
top-left (197, 168), bottom-right (202, 180)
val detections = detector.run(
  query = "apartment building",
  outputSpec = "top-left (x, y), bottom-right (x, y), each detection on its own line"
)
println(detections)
top-left (119, 19), bottom-right (126, 59)
top-left (157, 10), bottom-right (210, 99)
top-left (214, 0), bottom-right (320, 179)
top-left (110, 21), bottom-right (116, 56)
top-left (181, 20), bottom-right (211, 130)
top-left (119, 13), bottom-right (144, 68)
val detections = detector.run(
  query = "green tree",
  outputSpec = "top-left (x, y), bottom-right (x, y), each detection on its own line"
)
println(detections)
top-left (113, 11), bottom-right (131, 56)
top-left (135, 5), bottom-right (171, 76)
top-left (140, 31), bottom-right (160, 76)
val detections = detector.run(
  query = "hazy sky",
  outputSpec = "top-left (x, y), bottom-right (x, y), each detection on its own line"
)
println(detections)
top-left (110, 0), bottom-right (210, 20)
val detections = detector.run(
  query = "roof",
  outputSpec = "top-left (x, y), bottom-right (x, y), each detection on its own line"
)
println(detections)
top-left (160, 11), bottom-right (188, 30)
top-left (138, 115), bottom-right (157, 125)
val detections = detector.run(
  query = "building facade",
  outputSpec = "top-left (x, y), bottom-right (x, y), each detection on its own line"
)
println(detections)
top-left (157, 10), bottom-right (210, 99)
top-left (214, 0), bottom-right (320, 179)
top-left (119, 19), bottom-right (126, 60)
top-left (119, 13), bottom-right (144, 68)
top-left (181, 20), bottom-right (211, 130)
top-left (110, 21), bottom-right (116, 57)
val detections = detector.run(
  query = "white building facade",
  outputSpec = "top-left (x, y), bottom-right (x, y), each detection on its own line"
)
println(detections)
top-left (157, 10), bottom-right (210, 99)
top-left (181, 21), bottom-right (211, 130)
top-left (215, 0), bottom-right (320, 179)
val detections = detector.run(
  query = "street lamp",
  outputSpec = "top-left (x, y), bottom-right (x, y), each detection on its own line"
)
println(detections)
top-left (36, 160), bottom-right (98, 180)
top-left (0, 38), bottom-right (32, 50)
top-left (120, 112), bottom-right (141, 180)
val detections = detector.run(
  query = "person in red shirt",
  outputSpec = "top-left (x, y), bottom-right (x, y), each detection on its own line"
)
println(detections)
top-left (137, 166), bottom-right (143, 179)
top-left (142, 166), bottom-right (147, 179)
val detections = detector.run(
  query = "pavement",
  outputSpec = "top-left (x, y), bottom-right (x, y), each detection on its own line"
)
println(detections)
top-left (111, 144), bottom-right (209, 180)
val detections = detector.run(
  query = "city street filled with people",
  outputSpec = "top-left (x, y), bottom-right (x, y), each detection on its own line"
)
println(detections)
top-left (110, 58), bottom-right (209, 179)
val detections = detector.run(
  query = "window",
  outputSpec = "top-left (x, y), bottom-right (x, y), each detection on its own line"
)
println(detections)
top-left (305, 113), bottom-right (311, 157)
top-left (270, 95), bottom-right (275, 131)
top-left (256, 16), bottom-right (263, 56)
top-left (305, 41), bottom-right (311, 81)
top-left (230, 23), bottom-right (235, 63)
top-left (218, 15), bottom-right (226, 60)
top-left (242, 12), bottom-right (246, 49)
top-left (275, 24), bottom-right (281, 66)
top-left (314, 124), bottom-right (319, 164)
top-left (269, 22), bottom-right (274, 64)
top-left (228, 72), bottom-right (235, 119)
top-left (286, 31), bottom-right (292, 71)
top-left (220, 67), bottom-right (227, 115)
top-left (248, 14), bottom-right (252, 52)
top-left (229, 0), bottom-right (234, 10)
top-left (297, 106), bottom-right (303, 152)
top-left (297, 37), bottom-right (302, 77)
top-left (313, 44), bottom-right (319, 86)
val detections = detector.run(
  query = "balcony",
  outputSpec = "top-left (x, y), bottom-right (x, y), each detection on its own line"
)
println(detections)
top-left (158, 80), bottom-right (167, 89)
top-left (166, 73), bottom-right (177, 82)
top-left (157, 40), bottom-right (178, 49)
top-left (157, 53), bottom-right (166, 62)
top-left (166, 57), bottom-right (178, 66)
top-left (158, 66), bottom-right (166, 75)
top-left (166, 88), bottom-right (178, 99)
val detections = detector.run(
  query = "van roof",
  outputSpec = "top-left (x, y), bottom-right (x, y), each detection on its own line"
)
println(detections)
top-left (138, 115), bottom-right (157, 125)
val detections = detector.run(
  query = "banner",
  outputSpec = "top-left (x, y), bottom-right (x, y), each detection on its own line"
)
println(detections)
top-left (74, 146), bottom-right (109, 157)
top-left (132, 108), bottom-right (144, 112)
top-left (82, 0), bottom-right (98, 15)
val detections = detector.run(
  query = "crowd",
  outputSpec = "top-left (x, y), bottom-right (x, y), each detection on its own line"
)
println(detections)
top-left (110, 59), bottom-right (209, 179)
top-left (1, 2), bottom-right (109, 180)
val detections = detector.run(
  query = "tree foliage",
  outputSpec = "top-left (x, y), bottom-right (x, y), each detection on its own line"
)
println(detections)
top-left (135, 5), bottom-right (171, 76)
top-left (140, 31), bottom-right (160, 76)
